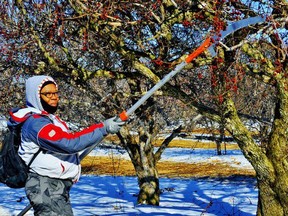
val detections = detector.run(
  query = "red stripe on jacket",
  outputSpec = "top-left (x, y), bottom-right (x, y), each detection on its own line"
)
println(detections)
top-left (38, 123), bottom-right (105, 141)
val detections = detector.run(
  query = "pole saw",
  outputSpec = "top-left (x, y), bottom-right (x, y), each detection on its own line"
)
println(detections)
top-left (17, 15), bottom-right (266, 216)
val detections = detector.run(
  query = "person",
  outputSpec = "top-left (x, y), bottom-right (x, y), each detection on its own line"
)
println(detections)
top-left (7, 75), bottom-right (125, 216)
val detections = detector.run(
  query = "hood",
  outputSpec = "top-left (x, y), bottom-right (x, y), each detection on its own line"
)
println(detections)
top-left (25, 75), bottom-right (58, 111)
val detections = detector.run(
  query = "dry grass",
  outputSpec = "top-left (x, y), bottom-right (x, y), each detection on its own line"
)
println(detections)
top-left (89, 135), bottom-right (254, 178)
top-left (106, 134), bottom-right (240, 150)
top-left (81, 156), bottom-right (255, 178)
top-left (152, 138), bottom-right (240, 150)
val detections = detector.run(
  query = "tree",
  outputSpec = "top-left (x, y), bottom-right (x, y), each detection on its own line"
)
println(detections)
top-left (1, 0), bottom-right (288, 215)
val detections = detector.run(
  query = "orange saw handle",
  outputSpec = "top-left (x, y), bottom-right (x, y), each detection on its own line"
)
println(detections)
top-left (185, 37), bottom-right (212, 63)
top-left (119, 110), bottom-right (129, 121)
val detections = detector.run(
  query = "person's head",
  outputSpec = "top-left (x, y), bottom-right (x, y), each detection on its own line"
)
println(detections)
top-left (25, 75), bottom-right (59, 114)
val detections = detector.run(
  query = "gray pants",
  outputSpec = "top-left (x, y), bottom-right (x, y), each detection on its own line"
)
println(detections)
top-left (25, 173), bottom-right (74, 216)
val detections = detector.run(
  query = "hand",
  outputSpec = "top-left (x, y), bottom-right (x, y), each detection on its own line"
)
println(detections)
top-left (104, 117), bottom-right (125, 134)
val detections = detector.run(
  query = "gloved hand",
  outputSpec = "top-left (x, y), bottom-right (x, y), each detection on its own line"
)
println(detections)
top-left (104, 116), bottom-right (125, 134)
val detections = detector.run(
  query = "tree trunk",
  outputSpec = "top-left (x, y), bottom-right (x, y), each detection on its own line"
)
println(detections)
top-left (131, 146), bottom-right (161, 205)
top-left (255, 82), bottom-right (288, 216)
top-left (137, 171), bottom-right (160, 205)
top-left (136, 129), bottom-right (161, 205)
top-left (256, 117), bottom-right (288, 215)
top-left (216, 139), bottom-right (222, 155)
top-left (122, 128), bottom-right (161, 206)
top-left (256, 178), bottom-right (285, 216)
top-left (223, 96), bottom-right (288, 216)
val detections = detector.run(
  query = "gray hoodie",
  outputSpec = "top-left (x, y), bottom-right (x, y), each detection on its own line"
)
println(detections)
top-left (25, 75), bottom-right (57, 111)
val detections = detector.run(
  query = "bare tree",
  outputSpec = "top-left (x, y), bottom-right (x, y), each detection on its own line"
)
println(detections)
top-left (1, 0), bottom-right (288, 215)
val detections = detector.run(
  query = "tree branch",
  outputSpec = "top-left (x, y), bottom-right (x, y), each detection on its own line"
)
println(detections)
top-left (154, 125), bottom-right (182, 162)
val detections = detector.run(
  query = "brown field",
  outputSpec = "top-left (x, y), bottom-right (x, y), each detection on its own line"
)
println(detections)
top-left (81, 138), bottom-right (255, 178)
top-left (106, 134), bottom-right (240, 150)
top-left (152, 138), bottom-right (240, 150)
top-left (81, 156), bottom-right (255, 178)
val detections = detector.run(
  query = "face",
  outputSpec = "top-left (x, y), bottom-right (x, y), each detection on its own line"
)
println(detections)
top-left (40, 83), bottom-right (59, 107)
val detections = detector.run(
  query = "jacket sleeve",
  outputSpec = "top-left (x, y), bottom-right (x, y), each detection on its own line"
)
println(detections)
top-left (22, 115), bottom-right (108, 154)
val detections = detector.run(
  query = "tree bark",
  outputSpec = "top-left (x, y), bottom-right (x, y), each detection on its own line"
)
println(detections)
top-left (256, 95), bottom-right (288, 215)
top-left (121, 127), bottom-right (161, 205)
top-left (137, 172), bottom-right (160, 205)
top-left (137, 129), bottom-right (161, 205)
top-left (256, 179), bottom-right (284, 216)
top-left (128, 143), bottom-right (161, 206)
top-left (223, 94), bottom-right (288, 216)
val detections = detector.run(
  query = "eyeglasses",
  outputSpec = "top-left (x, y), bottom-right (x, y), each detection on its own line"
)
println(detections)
top-left (40, 91), bottom-right (60, 98)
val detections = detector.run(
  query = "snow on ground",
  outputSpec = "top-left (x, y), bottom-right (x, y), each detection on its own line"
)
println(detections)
top-left (0, 143), bottom-right (258, 216)
top-left (0, 175), bottom-right (257, 216)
